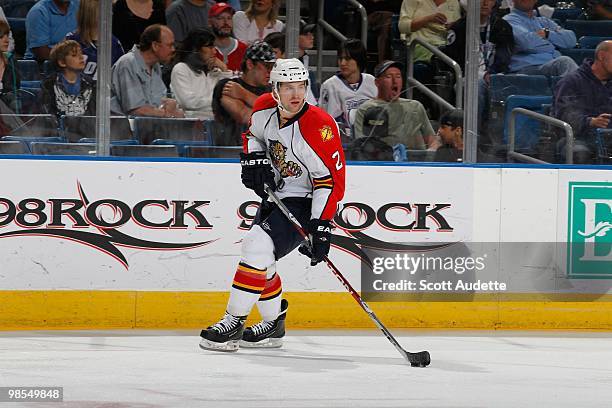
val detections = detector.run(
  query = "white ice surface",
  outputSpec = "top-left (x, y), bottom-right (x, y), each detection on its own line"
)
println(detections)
top-left (1, 330), bottom-right (611, 408)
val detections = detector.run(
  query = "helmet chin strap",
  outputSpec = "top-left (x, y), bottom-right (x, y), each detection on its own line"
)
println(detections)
top-left (272, 85), bottom-right (306, 116)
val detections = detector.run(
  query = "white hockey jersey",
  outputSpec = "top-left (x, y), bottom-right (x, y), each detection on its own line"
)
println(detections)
top-left (319, 73), bottom-right (377, 127)
top-left (244, 93), bottom-right (346, 221)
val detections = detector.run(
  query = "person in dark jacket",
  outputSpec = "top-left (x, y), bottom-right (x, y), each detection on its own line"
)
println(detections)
top-left (553, 40), bottom-right (612, 163)
top-left (439, 0), bottom-right (514, 138)
top-left (440, 0), bottom-right (514, 75)
top-left (42, 40), bottom-right (96, 120)
top-left (0, 20), bottom-right (20, 111)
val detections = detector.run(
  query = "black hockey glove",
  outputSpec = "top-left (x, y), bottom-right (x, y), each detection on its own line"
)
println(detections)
top-left (240, 151), bottom-right (275, 199)
top-left (298, 219), bottom-right (332, 266)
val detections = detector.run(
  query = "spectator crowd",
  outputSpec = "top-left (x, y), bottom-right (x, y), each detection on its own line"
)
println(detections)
top-left (0, 0), bottom-right (608, 163)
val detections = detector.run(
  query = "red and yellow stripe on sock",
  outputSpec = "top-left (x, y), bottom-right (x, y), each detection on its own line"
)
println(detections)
top-left (231, 262), bottom-right (267, 294)
top-left (313, 175), bottom-right (333, 190)
top-left (259, 273), bottom-right (282, 301)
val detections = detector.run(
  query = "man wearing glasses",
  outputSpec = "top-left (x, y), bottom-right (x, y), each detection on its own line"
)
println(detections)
top-left (111, 24), bottom-right (184, 118)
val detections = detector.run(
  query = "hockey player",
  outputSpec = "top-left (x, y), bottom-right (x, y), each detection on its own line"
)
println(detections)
top-left (199, 58), bottom-right (346, 352)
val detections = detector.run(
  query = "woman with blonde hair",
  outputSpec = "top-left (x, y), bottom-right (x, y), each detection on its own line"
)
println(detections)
top-left (66, 0), bottom-right (124, 79)
top-left (233, 0), bottom-right (284, 44)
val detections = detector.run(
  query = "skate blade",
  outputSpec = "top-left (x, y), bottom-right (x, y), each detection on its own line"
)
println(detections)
top-left (199, 338), bottom-right (240, 352)
top-left (239, 338), bottom-right (283, 349)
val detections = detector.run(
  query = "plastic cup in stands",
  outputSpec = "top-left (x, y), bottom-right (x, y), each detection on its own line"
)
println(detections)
top-left (393, 144), bottom-right (407, 162)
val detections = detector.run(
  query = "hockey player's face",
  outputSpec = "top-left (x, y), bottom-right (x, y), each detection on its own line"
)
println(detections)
top-left (278, 82), bottom-right (306, 113)
top-left (376, 67), bottom-right (403, 102)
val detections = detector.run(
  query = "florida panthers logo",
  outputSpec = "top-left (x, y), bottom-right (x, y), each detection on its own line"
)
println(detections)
top-left (269, 140), bottom-right (303, 178)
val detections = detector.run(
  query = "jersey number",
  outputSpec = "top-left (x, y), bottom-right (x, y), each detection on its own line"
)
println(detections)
top-left (332, 151), bottom-right (343, 170)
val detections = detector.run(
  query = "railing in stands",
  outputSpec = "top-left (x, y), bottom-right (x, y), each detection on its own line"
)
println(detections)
top-left (315, 0), bottom-right (367, 84)
top-left (406, 37), bottom-right (463, 110)
top-left (508, 108), bottom-right (575, 165)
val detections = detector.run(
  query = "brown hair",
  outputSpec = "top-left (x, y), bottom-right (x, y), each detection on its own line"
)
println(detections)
top-left (139, 24), bottom-right (165, 52)
top-left (0, 20), bottom-right (9, 64)
top-left (49, 40), bottom-right (82, 67)
top-left (245, 0), bottom-right (281, 26)
top-left (0, 20), bottom-right (10, 38)
top-left (76, 0), bottom-right (98, 45)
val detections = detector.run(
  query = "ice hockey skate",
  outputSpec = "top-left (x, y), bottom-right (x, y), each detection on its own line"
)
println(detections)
top-left (199, 312), bottom-right (246, 352)
top-left (240, 299), bottom-right (288, 348)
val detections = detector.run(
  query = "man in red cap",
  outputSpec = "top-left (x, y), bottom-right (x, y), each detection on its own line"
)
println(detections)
top-left (210, 2), bottom-right (248, 74)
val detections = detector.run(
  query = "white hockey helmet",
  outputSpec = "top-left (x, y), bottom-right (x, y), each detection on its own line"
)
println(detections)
top-left (270, 58), bottom-right (309, 89)
top-left (270, 58), bottom-right (309, 112)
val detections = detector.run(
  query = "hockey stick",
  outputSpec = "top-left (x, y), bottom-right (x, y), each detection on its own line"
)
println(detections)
top-left (264, 186), bottom-right (431, 367)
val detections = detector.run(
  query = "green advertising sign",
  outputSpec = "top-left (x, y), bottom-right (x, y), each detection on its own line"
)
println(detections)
top-left (567, 182), bottom-right (612, 278)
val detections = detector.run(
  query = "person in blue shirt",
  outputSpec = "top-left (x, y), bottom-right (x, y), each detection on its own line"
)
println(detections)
top-left (503, 0), bottom-right (578, 76)
top-left (25, 0), bottom-right (80, 62)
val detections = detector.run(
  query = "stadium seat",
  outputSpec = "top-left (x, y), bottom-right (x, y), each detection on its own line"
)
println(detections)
top-left (42, 60), bottom-right (56, 77)
top-left (563, 20), bottom-right (612, 38)
top-left (151, 139), bottom-right (215, 156)
top-left (62, 115), bottom-right (133, 142)
top-left (78, 138), bottom-right (138, 145)
top-left (551, 8), bottom-right (582, 24)
top-left (30, 142), bottom-right (97, 156)
top-left (487, 75), bottom-right (551, 145)
top-left (14, 87), bottom-right (43, 114)
top-left (1, 136), bottom-right (64, 152)
top-left (503, 95), bottom-right (552, 151)
top-left (110, 144), bottom-right (179, 157)
top-left (560, 48), bottom-right (595, 65)
top-left (16, 59), bottom-right (40, 81)
top-left (0, 140), bottom-right (28, 154)
top-left (489, 75), bottom-right (551, 104)
top-left (133, 117), bottom-right (210, 145)
top-left (20, 80), bottom-right (41, 88)
top-left (578, 36), bottom-right (612, 49)
top-left (184, 145), bottom-right (242, 158)
top-left (6, 17), bottom-right (25, 31)
top-left (0, 114), bottom-right (59, 137)
top-left (595, 129), bottom-right (612, 165)
top-left (3, 1), bottom-right (37, 18)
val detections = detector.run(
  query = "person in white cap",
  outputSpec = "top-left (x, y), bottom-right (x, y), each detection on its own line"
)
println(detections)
top-left (200, 58), bottom-right (345, 352)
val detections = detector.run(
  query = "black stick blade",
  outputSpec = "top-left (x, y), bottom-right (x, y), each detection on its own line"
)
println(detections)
top-left (408, 351), bottom-right (431, 367)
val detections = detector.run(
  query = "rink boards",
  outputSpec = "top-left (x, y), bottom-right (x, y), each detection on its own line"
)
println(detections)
top-left (1, 158), bottom-right (612, 330)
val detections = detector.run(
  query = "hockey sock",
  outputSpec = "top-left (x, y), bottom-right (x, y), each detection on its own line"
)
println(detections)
top-left (227, 262), bottom-right (267, 317)
top-left (256, 271), bottom-right (283, 321)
